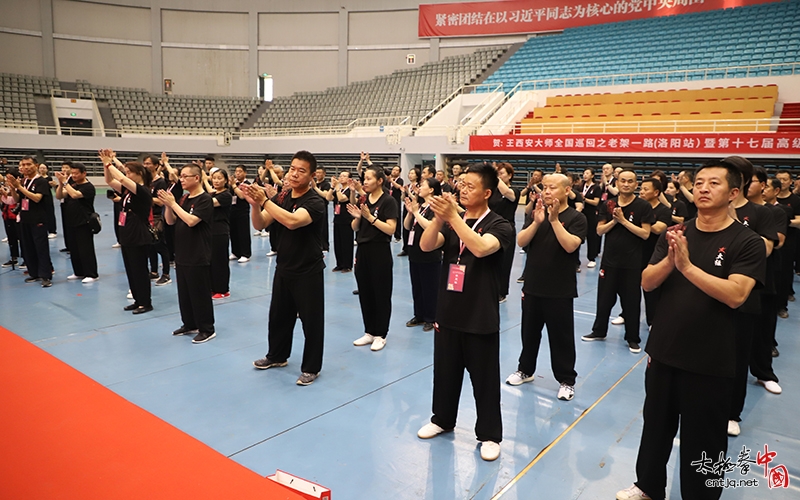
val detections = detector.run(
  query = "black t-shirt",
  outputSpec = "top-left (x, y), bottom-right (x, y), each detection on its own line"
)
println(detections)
top-left (598, 196), bottom-right (655, 269)
top-left (406, 204), bottom-right (442, 264)
top-left (356, 191), bottom-right (399, 244)
top-left (436, 210), bottom-right (515, 334)
top-left (642, 202), bottom-right (673, 269)
top-left (63, 181), bottom-right (96, 227)
top-left (581, 183), bottom-right (603, 219)
top-left (488, 187), bottom-right (520, 228)
top-left (776, 193), bottom-right (800, 237)
top-left (272, 188), bottom-right (325, 277)
top-left (567, 191), bottom-right (584, 211)
top-left (18, 176), bottom-right (50, 225)
top-left (734, 201), bottom-right (778, 312)
top-left (174, 192), bottom-right (213, 266)
top-left (211, 189), bottom-right (232, 235)
top-left (230, 179), bottom-right (251, 215)
top-left (317, 180), bottom-right (331, 206)
top-left (676, 188), bottom-right (697, 220)
top-left (386, 177), bottom-right (403, 204)
top-left (646, 219), bottom-right (765, 378)
top-left (671, 198), bottom-right (689, 221)
top-left (764, 203), bottom-right (788, 296)
top-left (150, 177), bottom-right (167, 217)
top-left (118, 183), bottom-right (153, 247)
top-left (333, 187), bottom-right (353, 224)
top-left (522, 207), bottom-right (587, 298)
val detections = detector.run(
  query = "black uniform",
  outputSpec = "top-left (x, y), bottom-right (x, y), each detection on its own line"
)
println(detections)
top-left (641, 202), bottom-right (674, 326)
top-left (63, 181), bottom-right (98, 279)
top-left (229, 179), bottom-right (252, 259)
top-left (148, 177), bottom-right (170, 278)
top-left (317, 179), bottom-right (331, 252)
top-left (581, 182), bottom-right (603, 263)
top-left (406, 203), bottom-right (441, 324)
top-left (591, 197), bottom-right (655, 343)
top-left (264, 188), bottom-right (326, 374)
top-left (355, 192), bottom-right (398, 339)
top-left (518, 207), bottom-right (587, 385)
top-left (488, 186), bottom-right (519, 298)
top-left (429, 210), bottom-right (514, 443)
top-left (332, 187), bottom-right (354, 270)
top-left (387, 177), bottom-right (403, 241)
top-left (635, 219), bottom-right (764, 500)
top-left (775, 193), bottom-right (800, 308)
top-left (118, 184), bottom-right (153, 307)
top-left (174, 192), bottom-right (214, 334)
top-left (210, 189), bottom-right (232, 294)
top-left (19, 176), bottom-right (54, 280)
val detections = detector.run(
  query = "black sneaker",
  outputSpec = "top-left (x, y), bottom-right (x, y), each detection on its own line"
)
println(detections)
top-left (581, 332), bottom-right (607, 342)
top-left (772, 346), bottom-right (780, 358)
top-left (352, 289), bottom-right (359, 295)
top-left (778, 309), bottom-right (789, 319)
top-left (397, 251), bottom-right (407, 257)
top-left (192, 332), bottom-right (216, 344)
top-left (149, 272), bottom-right (159, 280)
top-left (253, 357), bottom-right (288, 370)
top-left (406, 317), bottom-right (423, 327)
top-left (628, 341), bottom-right (642, 353)
top-left (155, 275), bottom-right (172, 286)
top-left (499, 295), bottom-right (507, 303)
top-left (332, 267), bottom-right (342, 272)
top-left (18, 262), bottom-right (27, 269)
top-left (41, 278), bottom-right (52, 288)
top-left (24, 276), bottom-right (41, 283)
top-left (59, 248), bottom-right (69, 253)
top-left (132, 305), bottom-right (153, 315)
top-left (123, 303), bottom-right (139, 311)
top-left (296, 372), bottom-right (319, 386)
top-left (2, 260), bottom-right (17, 267)
top-left (172, 326), bottom-right (198, 336)
top-left (423, 322), bottom-right (434, 332)
top-left (516, 275), bottom-right (525, 283)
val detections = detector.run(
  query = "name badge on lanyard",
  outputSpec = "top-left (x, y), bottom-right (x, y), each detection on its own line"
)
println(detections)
top-left (334, 204), bottom-right (341, 215)
top-left (447, 208), bottom-right (491, 293)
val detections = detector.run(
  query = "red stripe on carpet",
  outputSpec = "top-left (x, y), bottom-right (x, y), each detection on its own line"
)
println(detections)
top-left (0, 326), bottom-right (304, 500)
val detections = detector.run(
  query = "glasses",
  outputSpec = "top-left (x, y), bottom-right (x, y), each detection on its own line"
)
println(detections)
top-left (180, 174), bottom-right (198, 179)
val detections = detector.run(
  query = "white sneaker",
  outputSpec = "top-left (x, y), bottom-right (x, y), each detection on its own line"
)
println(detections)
top-left (727, 420), bottom-right (741, 436)
top-left (353, 333), bottom-right (374, 346)
top-left (228, 253), bottom-right (237, 260)
top-left (126, 290), bottom-right (133, 300)
top-left (238, 256), bottom-right (250, 263)
top-left (611, 316), bottom-right (625, 325)
top-left (557, 383), bottom-right (575, 401)
top-left (505, 371), bottom-right (534, 386)
top-left (370, 337), bottom-right (386, 351)
top-left (480, 441), bottom-right (500, 461)
top-left (417, 422), bottom-right (447, 439)
top-left (266, 250), bottom-right (277, 256)
top-left (81, 277), bottom-right (98, 283)
top-left (587, 261), bottom-right (596, 268)
top-left (112, 243), bottom-right (121, 248)
top-left (67, 274), bottom-right (83, 280)
top-left (616, 484), bottom-right (650, 500)
top-left (48, 233), bottom-right (57, 239)
top-left (758, 380), bottom-right (782, 394)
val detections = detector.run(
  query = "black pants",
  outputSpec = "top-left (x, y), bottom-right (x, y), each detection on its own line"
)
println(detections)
top-left (164, 223), bottom-right (175, 262)
top-left (229, 210), bottom-right (251, 258)
top-left (592, 265), bottom-right (642, 342)
top-left (121, 244), bottom-right (151, 307)
top-left (730, 312), bottom-right (755, 421)
top-left (355, 242), bottom-right (393, 337)
top-left (518, 294), bottom-right (577, 386)
top-left (585, 215), bottom-right (601, 262)
top-left (777, 235), bottom-right (797, 309)
top-left (211, 232), bottom-right (230, 294)
top-left (266, 270), bottom-right (324, 374)
top-left (20, 222), bottom-right (52, 279)
top-left (269, 222), bottom-right (280, 252)
top-left (66, 224), bottom-right (97, 278)
top-left (498, 230), bottom-right (516, 297)
top-left (176, 264), bottom-right (214, 334)
top-left (3, 218), bottom-right (20, 259)
top-left (44, 195), bottom-right (57, 234)
top-left (643, 288), bottom-right (661, 327)
top-left (60, 203), bottom-right (71, 251)
top-left (113, 201), bottom-right (122, 244)
top-left (634, 358), bottom-right (732, 500)
top-left (332, 222), bottom-right (354, 269)
top-left (320, 205), bottom-right (330, 251)
top-left (750, 293), bottom-right (779, 383)
top-left (148, 224), bottom-right (170, 276)
top-left (409, 260), bottom-right (440, 323)
top-left (431, 326), bottom-right (502, 443)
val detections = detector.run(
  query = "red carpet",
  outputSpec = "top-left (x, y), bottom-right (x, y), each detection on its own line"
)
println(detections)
top-left (0, 326), bottom-right (303, 500)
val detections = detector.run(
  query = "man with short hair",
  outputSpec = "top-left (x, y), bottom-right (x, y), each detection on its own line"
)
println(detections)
top-left (159, 164), bottom-right (215, 344)
top-left (387, 166), bottom-right (405, 239)
top-left (583, 169), bottom-right (654, 352)
top-left (246, 151), bottom-right (326, 386)
top-left (203, 156), bottom-right (215, 173)
top-left (506, 173), bottom-right (586, 401)
top-left (638, 178), bottom-right (672, 326)
top-left (312, 166), bottom-right (332, 252)
top-left (5, 156), bottom-right (53, 287)
top-left (55, 162), bottom-right (98, 283)
top-left (617, 161), bottom-right (765, 500)
top-left (417, 164), bottom-right (514, 462)
top-left (421, 165), bottom-right (436, 181)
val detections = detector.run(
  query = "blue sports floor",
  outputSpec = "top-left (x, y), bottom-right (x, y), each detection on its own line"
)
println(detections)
top-left (1, 204), bottom-right (799, 499)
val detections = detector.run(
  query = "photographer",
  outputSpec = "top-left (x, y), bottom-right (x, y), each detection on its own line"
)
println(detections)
top-left (55, 162), bottom-right (98, 283)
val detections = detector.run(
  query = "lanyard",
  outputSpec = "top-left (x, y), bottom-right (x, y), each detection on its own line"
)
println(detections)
top-left (412, 204), bottom-right (430, 229)
top-left (457, 208), bottom-right (491, 264)
top-left (582, 182), bottom-right (592, 196)
top-left (23, 175), bottom-right (39, 191)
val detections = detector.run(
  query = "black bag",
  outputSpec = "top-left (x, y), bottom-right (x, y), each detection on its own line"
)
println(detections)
top-left (88, 212), bottom-right (102, 234)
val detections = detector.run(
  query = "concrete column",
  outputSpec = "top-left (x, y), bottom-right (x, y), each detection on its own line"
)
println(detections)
top-left (151, 5), bottom-right (162, 94)
top-left (249, 10), bottom-right (259, 97)
top-left (338, 7), bottom-right (348, 86)
top-left (40, 0), bottom-right (55, 77)
top-left (429, 37), bottom-right (440, 63)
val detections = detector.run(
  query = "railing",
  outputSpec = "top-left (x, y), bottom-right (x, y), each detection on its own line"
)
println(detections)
top-left (417, 83), bottom-right (503, 127)
top-left (50, 89), bottom-right (96, 100)
top-left (503, 62), bottom-right (800, 97)
top-left (458, 83), bottom-right (505, 126)
top-left (515, 117), bottom-right (791, 135)
top-left (237, 115), bottom-right (411, 138)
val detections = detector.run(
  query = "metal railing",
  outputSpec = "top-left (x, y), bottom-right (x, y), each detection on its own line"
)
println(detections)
top-left (514, 116), bottom-right (796, 135)
top-left (417, 83), bottom-right (503, 127)
top-left (237, 115), bottom-right (411, 138)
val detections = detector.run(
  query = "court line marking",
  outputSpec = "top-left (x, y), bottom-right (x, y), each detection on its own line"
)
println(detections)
top-left (491, 355), bottom-right (647, 499)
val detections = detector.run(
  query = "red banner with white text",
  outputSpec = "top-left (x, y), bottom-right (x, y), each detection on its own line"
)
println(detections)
top-left (419, 0), bottom-right (780, 38)
top-left (469, 133), bottom-right (800, 154)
